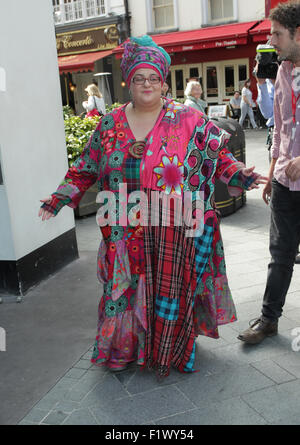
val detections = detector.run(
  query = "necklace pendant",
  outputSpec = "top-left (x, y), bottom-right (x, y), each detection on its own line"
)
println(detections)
top-left (129, 141), bottom-right (146, 159)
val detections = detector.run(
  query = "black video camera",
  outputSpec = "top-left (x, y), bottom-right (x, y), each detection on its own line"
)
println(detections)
top-left (253, 44), bottom-right (279, 79)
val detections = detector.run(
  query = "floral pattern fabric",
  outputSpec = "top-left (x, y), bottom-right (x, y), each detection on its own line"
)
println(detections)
top-left (42, 100), bottom-right (256, 375)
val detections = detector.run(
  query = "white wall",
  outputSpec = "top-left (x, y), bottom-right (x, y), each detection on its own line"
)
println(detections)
top-left (238, 0), bottom-right (265, 22)
top-left (0, 0), bottom-right (75, 261)
top-left (128, 0), bottom-right (148, 36)
top-left (109, 0), bottom-right (126, 15)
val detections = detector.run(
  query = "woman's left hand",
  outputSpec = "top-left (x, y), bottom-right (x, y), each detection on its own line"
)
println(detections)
top-left (241, 166), bottom-right (268, 190)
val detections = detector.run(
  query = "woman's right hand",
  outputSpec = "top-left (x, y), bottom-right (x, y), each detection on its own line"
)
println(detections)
top-left (38, 197), bottom-right (55, 221)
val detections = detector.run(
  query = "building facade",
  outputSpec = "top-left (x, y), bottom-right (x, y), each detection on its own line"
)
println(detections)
top-left (121, 0), bottom-right (273, 105)
top-left (52, 0), bottom-right (131, 114)
top-left (53, 0), bottom-right (289, 111)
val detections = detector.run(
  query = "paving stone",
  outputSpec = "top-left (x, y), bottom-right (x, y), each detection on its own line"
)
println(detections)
top-left (20, 408), bottom-right (49, 424)
top-left (64, 368), bottom-right (87, 380)
top-left (32, 394), bottom-right (60, 412)
top-left (89, 386), bottom-right (195, 425)
top-left (272, 352), bottom-right (300, 378)
top-left (211, 337), bottom-right (288, 367)
top-left (122, 367), bottom-right (187, 395)
top-left (43, 377), bottom-right (78, 400)
top-left (284, 307), bottom-right (300, 323)
top-left (218, 325), bottom-right (241, 344)
top-left (55, 400), bottom-right (80, 413)
top-left (79, 374), bottom-right (129, 407)
top-left (178, 365), bottom-right (274, 407)
top-left (242, 380), bottom-right (300, 423)
top-left (63, 408), bottom-right (99, 425)
top-left (73, 359), bottom-right (92, 370)
top-left (251, 359), bottom-right (296, 384)
top-left (81, 350), bottom-right (93, 360)
top-left (42, 410), bottom-right (68, 425)
top-left (155, 397), bottom-right (267, 425)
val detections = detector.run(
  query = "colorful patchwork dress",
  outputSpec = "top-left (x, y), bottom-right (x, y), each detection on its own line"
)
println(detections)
top-left (44, 100), bottom-right (255, 376)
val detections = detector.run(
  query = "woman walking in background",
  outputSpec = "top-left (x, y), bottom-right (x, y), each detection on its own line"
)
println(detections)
top-left (239, 79), bottom-right (258, 129)
top-left (82, 83), bottom-right (106, 117)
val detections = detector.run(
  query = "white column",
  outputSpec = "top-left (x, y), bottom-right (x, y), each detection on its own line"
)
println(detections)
top-left (0, 0), bottom-right (78, 297)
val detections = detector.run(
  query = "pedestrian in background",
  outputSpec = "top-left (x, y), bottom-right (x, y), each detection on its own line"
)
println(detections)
top-left (184, 80), bottom-right (207, 115)
top-left (230, 91), bottom-right (242, 119)
top-left (82, 83), bottom-right (106, 118)
top-left (239, 79), bottom-right (258, 129)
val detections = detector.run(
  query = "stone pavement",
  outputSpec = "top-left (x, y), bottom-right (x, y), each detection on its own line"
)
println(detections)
top-left (2, 129), bottom-right (300, 425)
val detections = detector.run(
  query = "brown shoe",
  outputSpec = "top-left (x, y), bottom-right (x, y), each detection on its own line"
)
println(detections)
top-left (237, 317), bottom-right (278, 345)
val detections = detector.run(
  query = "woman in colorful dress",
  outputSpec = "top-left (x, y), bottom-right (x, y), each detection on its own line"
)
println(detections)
top-left (39, 36), bottom-right (267, 377)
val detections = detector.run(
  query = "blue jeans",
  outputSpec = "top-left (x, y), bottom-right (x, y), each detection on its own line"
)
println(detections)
top-left (262, 179), bottom-right (300, 321)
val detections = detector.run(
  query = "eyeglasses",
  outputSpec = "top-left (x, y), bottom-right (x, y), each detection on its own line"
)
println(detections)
top-left (132, 75), bottom-right (161, 85)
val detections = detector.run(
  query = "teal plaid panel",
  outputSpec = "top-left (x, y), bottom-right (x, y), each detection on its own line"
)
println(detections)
top-left (155, 295), bottom-right (179, 321)
top-left (125, 157), bottom-right (141, 193)
top-left (194, 224), bottom-right (214, 282)
top-left (184, 339), bottom-right (196, 372)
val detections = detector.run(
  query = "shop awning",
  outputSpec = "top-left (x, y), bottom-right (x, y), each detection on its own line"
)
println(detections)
top-left (250, 19), bottom-right (271, 43)
top-left (58, 49), bottom-right (113, 74)
top-left (113, 21), bottom-right (258, 57)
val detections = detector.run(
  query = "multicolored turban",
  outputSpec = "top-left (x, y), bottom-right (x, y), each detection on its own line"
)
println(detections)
top-left (120, 35), bottom-right (171, 87)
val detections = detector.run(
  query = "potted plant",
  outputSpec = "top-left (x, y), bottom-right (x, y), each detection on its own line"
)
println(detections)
top-left (64, 113), bottom-right (101, 216)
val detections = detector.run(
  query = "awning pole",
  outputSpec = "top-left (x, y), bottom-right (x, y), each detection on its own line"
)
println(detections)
top-left (64, 74), bottom-right (69, 106)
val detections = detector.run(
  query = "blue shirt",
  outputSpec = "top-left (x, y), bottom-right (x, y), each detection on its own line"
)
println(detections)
top-left (256, 79), bottom-right (274, 127)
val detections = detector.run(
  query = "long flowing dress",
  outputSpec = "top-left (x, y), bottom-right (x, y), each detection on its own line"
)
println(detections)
top-left (45, 99), bottom-right (255, 376)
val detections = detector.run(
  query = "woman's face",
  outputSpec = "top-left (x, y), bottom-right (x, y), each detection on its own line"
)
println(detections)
top-left (130, 68), bottom-right (163, 108)
top-left (191, 84), bottom-right (202, 99)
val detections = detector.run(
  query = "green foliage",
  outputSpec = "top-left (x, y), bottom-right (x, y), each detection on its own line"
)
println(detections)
top-left (105, 102), bottom-right (123, 113)
top-left (63, 105), bottom-right (75, 120)
top-left (64, 115), bottom-right (100, 166)
top-left (63, 102), bottom-right (122, 167)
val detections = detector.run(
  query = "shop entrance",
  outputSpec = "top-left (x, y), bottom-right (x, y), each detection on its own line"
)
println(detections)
top-left (169, 58), bottom-right (249, 104)
top-left (170, 64), bottom-right (203, 99)
top-left (203, 59), bottom-right (249, 105)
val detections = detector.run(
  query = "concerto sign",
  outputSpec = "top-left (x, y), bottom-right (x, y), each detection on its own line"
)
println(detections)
top-left (56, 25), bottom-right (119, 56)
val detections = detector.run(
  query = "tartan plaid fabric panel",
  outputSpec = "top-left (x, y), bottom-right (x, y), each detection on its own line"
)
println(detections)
top-left (143, 189), bottom-right (197, 374)
top-left (194, 224), bottom-right (214, 284)
top-left (124, 156), bottom-right (141, 194)
top-left (184, 339), bottom-right (196, 372)
top-left (155, 295), bottom-right (179, 321)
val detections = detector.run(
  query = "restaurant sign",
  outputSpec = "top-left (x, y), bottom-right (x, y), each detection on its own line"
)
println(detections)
top-left (56, 25), bottom-right (119, 56)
